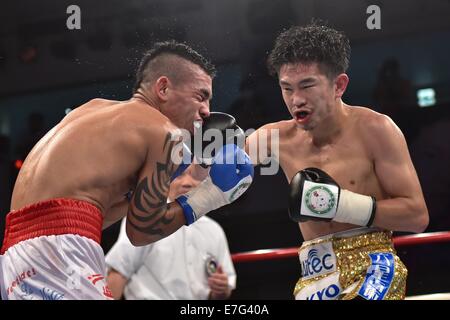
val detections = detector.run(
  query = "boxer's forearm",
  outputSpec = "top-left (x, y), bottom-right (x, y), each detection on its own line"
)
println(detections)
top-left (245, 138), bottom-right (262, 166)
top-left (244, 126), bottom-right (278, 167)
top-left (126, 144), bottom-right (183, 245)
top-left (126, 201), bottom-right (187, 246)
top-left (371, 196), bottom-right (428, 233)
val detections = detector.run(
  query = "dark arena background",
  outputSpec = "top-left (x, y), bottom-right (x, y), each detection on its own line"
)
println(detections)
top-left (1, 0), bottom-right (450, 301)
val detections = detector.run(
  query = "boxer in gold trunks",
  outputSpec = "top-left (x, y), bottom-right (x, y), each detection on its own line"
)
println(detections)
top-left (246, 24), bottom-right (429, 300)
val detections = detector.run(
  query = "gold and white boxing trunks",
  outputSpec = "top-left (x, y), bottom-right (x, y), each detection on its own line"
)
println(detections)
top-left (294, 227), bottom-right (407, 300)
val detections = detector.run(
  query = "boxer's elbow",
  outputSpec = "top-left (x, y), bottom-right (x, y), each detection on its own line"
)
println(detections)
top-left (129, 231), bottom-right (177, 247)
top-left (127, 234), bottom-right (159, 247)
top-left (415, 209), bottom-right (429, 233)
top-left (125, 224), bottom-right (159, 247)
top-left (410, 200), bottom-right (429, 233)
top-left (127, 235), bottom-right (146, 247)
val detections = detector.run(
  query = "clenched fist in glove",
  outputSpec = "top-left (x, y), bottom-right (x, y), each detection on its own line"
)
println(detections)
top-left (288, 167), bottom-right (377, 227)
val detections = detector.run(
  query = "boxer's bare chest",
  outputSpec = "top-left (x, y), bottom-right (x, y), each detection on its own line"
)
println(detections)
top-left (278, 126), bottom-right (381, 196)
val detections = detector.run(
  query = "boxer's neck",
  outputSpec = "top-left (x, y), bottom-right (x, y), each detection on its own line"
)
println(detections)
top-left (309, 100), bottom-right (348, 146)
top-left (131, 88), bottom-right (160, 112)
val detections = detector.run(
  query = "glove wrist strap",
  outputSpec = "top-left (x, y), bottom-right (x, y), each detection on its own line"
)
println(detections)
top-left (176, 196), bottom-right (196, 225)
top-left (176, 176), bottom-right (228, 225)
top-left (334, 189), bottom-right (376, 227)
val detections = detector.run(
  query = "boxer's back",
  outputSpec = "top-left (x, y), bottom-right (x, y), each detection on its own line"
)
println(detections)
top-left (11, 98), bottom-right (158, 214)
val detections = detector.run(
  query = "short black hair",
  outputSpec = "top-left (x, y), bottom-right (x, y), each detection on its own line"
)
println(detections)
top-left (267, 23), bottom-right (350, 79)
top-left (133, 40), bottom-right (216, 92)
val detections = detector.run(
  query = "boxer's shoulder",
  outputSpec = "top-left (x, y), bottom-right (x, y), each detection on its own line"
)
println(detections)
top-left (347, 105), bottom-right (397, 136)
top-left (347, 106), bottom-right (402, 158)
top-left (347, 105), bottom-right (389, 124)
top-left (85, 98), bottom-right (121, 106)
top-left (112, 100), bottom-right (176, 135)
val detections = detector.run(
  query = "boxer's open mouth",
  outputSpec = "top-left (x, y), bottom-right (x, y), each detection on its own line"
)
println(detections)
top-left (294, 110), bottom-right (310, 121)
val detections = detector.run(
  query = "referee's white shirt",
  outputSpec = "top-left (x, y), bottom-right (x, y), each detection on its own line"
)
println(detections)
top-left (105, 217), bottom-right (236, 300)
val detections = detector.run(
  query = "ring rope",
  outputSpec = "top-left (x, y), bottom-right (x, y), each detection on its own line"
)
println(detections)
top-left (231, 231), bottom-right (450, 263)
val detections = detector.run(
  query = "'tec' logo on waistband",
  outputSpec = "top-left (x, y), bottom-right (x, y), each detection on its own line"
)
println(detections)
top-left (301, 249), bottom-right (334, 278)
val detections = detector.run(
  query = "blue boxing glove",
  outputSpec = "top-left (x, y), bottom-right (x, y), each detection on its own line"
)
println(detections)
top-left (176, 144), bottom-right (254, 225)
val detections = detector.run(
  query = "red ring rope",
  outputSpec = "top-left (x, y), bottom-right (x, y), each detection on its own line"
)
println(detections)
top-left (231, 231), bottom-right (450, 263)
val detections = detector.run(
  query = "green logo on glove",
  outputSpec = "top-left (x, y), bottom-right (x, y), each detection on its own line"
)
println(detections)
top-left (305, 186), bottom-right (336, 215)
top-left (229, 182), bottom-right (251, 202)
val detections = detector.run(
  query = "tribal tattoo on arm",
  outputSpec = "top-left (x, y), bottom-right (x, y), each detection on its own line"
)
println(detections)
top-left (127, 133), bottom-right (180, 237)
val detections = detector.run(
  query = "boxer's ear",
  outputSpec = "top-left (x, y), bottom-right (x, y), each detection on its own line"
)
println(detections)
top-left (334, 73), bottom-right (349, 99)
top-left (155, 76), bottom-right (170, 102)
